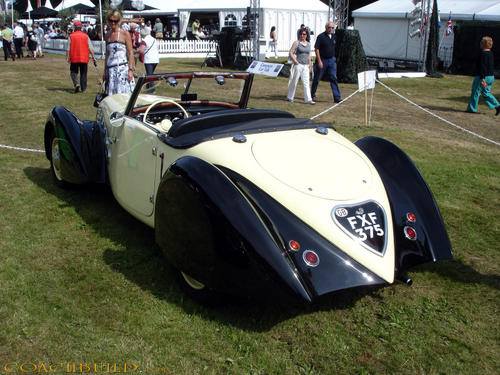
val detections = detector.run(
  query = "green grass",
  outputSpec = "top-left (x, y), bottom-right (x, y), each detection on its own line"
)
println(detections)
top-left (0, 54), bottom-right (499, 375)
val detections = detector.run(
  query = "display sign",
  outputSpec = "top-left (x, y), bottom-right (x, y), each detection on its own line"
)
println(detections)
top-left (246, 61), bottom-right (284, 77)
top-left (357, 70), bottom-right (377, 91)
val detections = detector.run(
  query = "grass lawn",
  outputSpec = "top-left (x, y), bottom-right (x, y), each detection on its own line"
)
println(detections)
top-left (0, 54), bottom-right (499, 375)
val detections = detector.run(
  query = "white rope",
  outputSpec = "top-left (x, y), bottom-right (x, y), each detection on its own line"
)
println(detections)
top-left (310, 88), bottom-right (362, 120)
top-left (0, 144), bottom-right (45, 153)
top-left (376, 79), bottom-right (500, 147)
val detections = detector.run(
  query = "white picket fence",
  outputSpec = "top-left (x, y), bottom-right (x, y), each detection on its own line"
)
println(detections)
top-left (43, 38), bottom-right (264, 59)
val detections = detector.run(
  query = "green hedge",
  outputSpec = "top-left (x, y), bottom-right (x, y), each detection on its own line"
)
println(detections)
top-left (335, 29), bottom-right (368, 83)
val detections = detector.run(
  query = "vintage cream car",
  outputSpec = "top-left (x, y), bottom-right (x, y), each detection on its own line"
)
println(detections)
top-left (44, 71), bottom-right (452, 303)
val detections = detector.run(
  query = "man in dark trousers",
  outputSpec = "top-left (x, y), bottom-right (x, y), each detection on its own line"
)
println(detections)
top-left (66, 21), bottom-right (96, 93)
top-left (311, 21), bottom-right (341, 103)
top-left (1, 24), bottom-right (15, 61)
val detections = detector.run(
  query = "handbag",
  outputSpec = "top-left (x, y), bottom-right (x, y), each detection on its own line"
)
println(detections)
top-left (93, 82), bottom-right (107, 108)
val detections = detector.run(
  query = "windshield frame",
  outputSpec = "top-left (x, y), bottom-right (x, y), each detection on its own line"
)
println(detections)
top-left (124, 71), bottom-right (254, 116)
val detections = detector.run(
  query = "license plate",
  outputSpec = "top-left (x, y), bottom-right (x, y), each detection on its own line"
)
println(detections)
top-left (332, 201), bottom-right (388, 256)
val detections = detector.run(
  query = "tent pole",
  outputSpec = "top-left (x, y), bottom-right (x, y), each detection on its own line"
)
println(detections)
top-left (99, 0), bottom-right (103, 42)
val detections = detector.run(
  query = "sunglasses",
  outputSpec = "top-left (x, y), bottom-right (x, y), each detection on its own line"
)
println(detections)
top-left (108, 19), bottom-right (119, 23)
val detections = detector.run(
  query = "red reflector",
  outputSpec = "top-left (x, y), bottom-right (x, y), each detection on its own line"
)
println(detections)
top-left (303, 250), bottom-right (319, 267)
top-left (406, 212), bottom-right (416, 223)
top-left (404, 226), bottom-right (417, 240)
top-left (288, 240), bottom-right (300, 252)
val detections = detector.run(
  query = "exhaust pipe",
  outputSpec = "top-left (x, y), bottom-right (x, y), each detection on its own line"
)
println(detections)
top-left (396, 273), bottom-right (413, 286)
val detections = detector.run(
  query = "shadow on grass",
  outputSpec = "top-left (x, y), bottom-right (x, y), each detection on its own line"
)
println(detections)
top-left (413, 259), bottom-right (500, 290)
top-left (24, 166), bottom-right (498, 330)
top-left (46, 87), bottom-right (77, 94)
top-left (422, 105), bottom-right (469, 114)
top-left (446, 95), bottom-right (471, 104)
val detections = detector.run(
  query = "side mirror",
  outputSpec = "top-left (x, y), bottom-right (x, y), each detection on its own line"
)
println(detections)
top-left (215, 76), bottom-right (225, 85)
top-left (110, 112), bottom-right (123, 120)
top-left (167, 77), bottom-right (178, 87)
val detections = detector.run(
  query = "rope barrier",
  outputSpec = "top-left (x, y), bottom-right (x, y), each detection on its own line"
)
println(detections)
top-left (0, 144), bottom-right (45, 153)
top-left (309, 78), bottom-right (500, 148)
top-left (375, 79), bottom-right (500, 147)
top-left (310, 88), bottom-right (362, 120)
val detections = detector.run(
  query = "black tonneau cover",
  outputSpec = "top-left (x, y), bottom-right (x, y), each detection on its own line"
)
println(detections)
top-left (159, 109), bottom-right (332, 149)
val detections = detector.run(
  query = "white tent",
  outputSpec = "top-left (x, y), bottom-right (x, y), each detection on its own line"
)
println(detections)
top-left (56, 0), bottom-right (97, 9)
top-left (352, 0), bottom-right (500, 62)
top-left (128, 0), bottom-right (331, 53)
top-left (144, 0), bottom-right (329, 12)
top-left (475, 3), bottom-right (500, 20)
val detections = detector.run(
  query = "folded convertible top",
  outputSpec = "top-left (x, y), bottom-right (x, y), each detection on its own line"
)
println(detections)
top-left (160, 108), bottom-right (333, 149)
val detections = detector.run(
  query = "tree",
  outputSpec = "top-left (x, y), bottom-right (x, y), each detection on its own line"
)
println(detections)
top-left (425, 0), bottom-right (442, 77)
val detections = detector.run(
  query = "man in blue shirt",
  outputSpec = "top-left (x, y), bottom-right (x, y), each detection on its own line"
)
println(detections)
top-left (311, 21), bottom-right (341, 103)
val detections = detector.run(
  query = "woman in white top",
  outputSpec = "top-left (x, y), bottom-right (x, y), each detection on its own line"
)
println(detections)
top-left (267, 26), bottom-right (278, 59)
top-left (287, 29), bottom-right (314, 104)
top-left (139, 27), bottom-right (159, 92)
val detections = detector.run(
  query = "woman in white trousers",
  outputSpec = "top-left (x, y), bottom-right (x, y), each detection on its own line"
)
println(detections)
top-left (267, 26), bottom-right (278, 58)
top-left (287, 29), bottom-right (314, 104)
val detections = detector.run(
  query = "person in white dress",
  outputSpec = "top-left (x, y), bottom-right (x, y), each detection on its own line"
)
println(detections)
top-left (102, 10), bottom-right (135, 95)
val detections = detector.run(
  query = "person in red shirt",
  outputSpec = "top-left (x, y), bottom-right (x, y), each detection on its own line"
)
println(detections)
top-left (66, 21), bottom-right (96, 93)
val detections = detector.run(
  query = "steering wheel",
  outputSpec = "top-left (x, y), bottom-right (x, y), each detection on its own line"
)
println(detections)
top-left (143, 99), bottom-right (190, 126)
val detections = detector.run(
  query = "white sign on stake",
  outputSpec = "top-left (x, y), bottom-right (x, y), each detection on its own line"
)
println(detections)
top-left (358, 70), bottom-right (377, 91)
top-left (246, 61), bottom-right (284, 77)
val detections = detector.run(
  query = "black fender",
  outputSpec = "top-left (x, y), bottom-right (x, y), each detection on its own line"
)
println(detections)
top-left (44, 106), bottom-right (106, 184)
top-left (154, 156), bottom-right (386, 303)
top-left (355, 136), bottom-right (453, 276)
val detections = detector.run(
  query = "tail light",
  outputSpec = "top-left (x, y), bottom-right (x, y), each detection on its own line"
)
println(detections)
top-left (406, 212), bottom-right (416, 223)
top-left (404, 226), bottom-right (417, 240)
top-left (288, 240), bottom-right (300, 252)
top-left (303, 250), bottom-right (319, 267)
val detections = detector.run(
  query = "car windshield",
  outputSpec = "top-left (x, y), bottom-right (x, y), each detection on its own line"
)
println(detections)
top-left (133, 73), bottom-right (249, 110)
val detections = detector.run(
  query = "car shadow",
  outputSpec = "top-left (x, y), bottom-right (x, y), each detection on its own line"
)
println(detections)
top-left (23, 166), bottom-right (498, 330)
top-left (412, 259), bottom-right (499, 290)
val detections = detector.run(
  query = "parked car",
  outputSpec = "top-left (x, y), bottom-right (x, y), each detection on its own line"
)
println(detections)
top-left (43, 71), bottom-right (452, 303)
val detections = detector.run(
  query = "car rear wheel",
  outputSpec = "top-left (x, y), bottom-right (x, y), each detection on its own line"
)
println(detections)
top-left (177, 270), bottom-right (226, 306)
top-left (181, 272), bottom-right (206, 290)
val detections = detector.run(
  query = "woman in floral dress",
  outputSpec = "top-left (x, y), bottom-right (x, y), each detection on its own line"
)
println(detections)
top-left (103, 10), bottom-right (135, 95)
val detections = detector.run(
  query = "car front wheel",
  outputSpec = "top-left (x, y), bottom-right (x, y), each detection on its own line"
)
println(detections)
top-left (49, 131), bottom-right (73, 189)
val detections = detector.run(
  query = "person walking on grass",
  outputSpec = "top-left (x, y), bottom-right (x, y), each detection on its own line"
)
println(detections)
top-left (310, 21), bottom-right (341, 103)
top-left (267, 26), bottom-right (278, 58)
top-left (103, 9), bottom-right (135, 96)
top-left (1, 24), bottom-right (15, 61)
top-left (13, 22), bottom-right (24, 59)
top-left (34, 23), bottom-right (44, 58)
top-left (66, 21), bottom-right (96, 93)
top-left (287, 28), bottom-right (314, 104)
top-left (138, 27), bottom-right (159, 93)
top-left (466, 36), bottom-right (500, 116)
